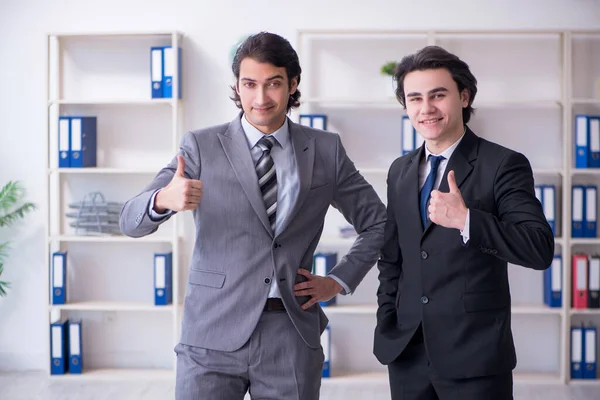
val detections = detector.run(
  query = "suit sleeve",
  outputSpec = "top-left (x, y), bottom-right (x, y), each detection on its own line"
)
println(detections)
top-left (468, 151), bottom-right (554, 269)
top-left (119, 131), bottom-right (201, 238)
top-left (328, 134), bottom-right (387, 293)
top-left (376, 163), bottom-right (403, 322)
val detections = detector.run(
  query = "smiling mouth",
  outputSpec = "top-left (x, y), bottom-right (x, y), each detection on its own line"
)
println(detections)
top-left (254, 106), bottom-right (274, 112)
top-left (420, 117), bottom-right (443, 124)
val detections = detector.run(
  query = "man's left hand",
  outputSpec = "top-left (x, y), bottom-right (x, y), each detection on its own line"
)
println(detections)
top-left (428, 170), bottom-right (468, 230)
top-left (294, 268), bottom-right (343, 310)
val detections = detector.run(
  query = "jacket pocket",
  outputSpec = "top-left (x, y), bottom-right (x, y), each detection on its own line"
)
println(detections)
top-left (463, 290), bottom-right (509, 313)
top-left (188, 269), bottom-right (226, 288)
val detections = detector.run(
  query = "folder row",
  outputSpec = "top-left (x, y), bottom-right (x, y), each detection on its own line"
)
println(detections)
top-left (58, 116), bottom-right (97, 168)
top-left (312, 252), bottom-right (338, 307)
top-left (51, 252), bottom-right (172, 306)
top-left (402, 115), bottom-right (425, 155)
top-left (150, 46), bottom-right (182, 99)
top-left (50, 319), bottom-right (83, 375)
top-left (572, 185), bottom-right (597, 238)
top-left (299, 114), bottom-right (327, 131)
top-left (544, 255), bottom-right (562, 308)
top-left (571, 324), bottom-right (597, 379)
top-left (321, 325), bottom-right (331, 378)
top-left (535, 185), bottom-right (557, 237)
top-left (572, 253), bottom-right (600, 309)
top-left (575, 114), bottom-right (600, 169)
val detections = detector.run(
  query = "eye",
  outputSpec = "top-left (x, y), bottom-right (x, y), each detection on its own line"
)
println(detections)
top-left (433, 93), bottom-right (445, 99)
top-left (269, 81), bottom-right (281, 87)
top-left (244, 82), bottom-right (255, 88)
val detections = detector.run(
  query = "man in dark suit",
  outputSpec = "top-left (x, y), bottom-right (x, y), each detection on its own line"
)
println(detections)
top-left (120, 32), bottom-right (385, 399)
top-left (373, 45), bottom-right (555, 400)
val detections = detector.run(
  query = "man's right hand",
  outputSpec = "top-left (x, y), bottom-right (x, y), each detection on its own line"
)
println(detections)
top-left (154, 155), bottom-right (203, 213)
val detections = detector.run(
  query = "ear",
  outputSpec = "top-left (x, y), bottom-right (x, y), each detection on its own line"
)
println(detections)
top-left (235, 80), bottom-right (240, 95)
top-left (289, 76), bottom-right (299, 95)
top-left (461, 88), bottom-right (470, 108)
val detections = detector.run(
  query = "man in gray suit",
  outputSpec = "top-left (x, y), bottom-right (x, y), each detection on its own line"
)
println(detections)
top-left (120, 31), bottom-right (386, 400)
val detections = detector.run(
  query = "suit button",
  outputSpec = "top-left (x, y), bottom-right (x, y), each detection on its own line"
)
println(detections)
top-left (273, 242), bottom-right (280, 249)
top-left (264, 277), bottom-right (271, 284)
top-left (421, 250), bottom-right (428, 260)
top-left (421, 296), bottom-right (429, 304)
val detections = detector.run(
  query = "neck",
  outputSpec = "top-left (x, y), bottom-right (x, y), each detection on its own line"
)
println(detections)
top-left (425, 126), bottom-right (465, 155)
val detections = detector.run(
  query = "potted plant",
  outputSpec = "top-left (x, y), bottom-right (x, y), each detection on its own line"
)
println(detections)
top-left (0, 181), bottom-right (36, 296)
top-left (380, 61), bottom-right (398, 98)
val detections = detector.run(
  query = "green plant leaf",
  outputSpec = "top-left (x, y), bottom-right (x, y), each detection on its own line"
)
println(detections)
top-left (380, 61), bottom-right (398, 76)
top-left (0, 202), bottom-right (36, 228)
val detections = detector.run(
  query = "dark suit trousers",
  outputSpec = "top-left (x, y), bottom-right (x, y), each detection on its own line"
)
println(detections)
top-left (388, 325), bottom-right (513, 400)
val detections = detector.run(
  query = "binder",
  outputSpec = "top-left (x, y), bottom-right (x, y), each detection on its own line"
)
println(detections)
top-left (589, 256), bottom-right (600, 309)
top-left (585, 185), bottom-right (597, 238)
top-left (573, 186), bottom-right (585, 238)
top-left (150, 46), bottom-right (163, 98)
top-left (50, 319), bottom-right (69, 375)
top-left (575, 115), bottom-right (590, 169)
top-left (573, 254), bottom-right (589, 309)
top-left (162, 46), bottom-right (182, 99)
top-left (321, 325), bottom-right (331, 378)
top-left (69, 117), bottom-right (97, 168)
top-left (313, 253), bottom-right (337, 306)
top-left (591, 117), bottom-right (600, 168)
top-left (298, 114), bottom-right (328, 131)
top-left (542, 185), bottom-right (556, 236)
top-left (544, 255), bottom-right (562, 308)
top-left (58, 117), bottom-right (70, 168)
top-left (68, 320), bottom-right (83, 374)
top-left (154, 252), bottom-right (173, 306)
top-left (572, 325), bottom-right (584, 379)
top-left (51, 252), bottom-right (66, 305)
top-left (534, 185), bottom-right (542, 205)
top-left (584, 325), bottom-right (598, 379)
top-left (402, 115), bottom-right (415, 155)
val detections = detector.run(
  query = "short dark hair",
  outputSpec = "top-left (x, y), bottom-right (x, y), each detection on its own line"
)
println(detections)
top-left (230, 32), bottom-right (302, 112)
top-left (394, 45), bottom-right (477, 124)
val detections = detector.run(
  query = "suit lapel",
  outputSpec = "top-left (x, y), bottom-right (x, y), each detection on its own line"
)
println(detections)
top-left (423, 128), bottom-right (478, 237)
top-left (279, 120), bottom-right (314, 235)
top-left (397, 148), bottom-right (424, 235)
top-left (218, 114), bottom-right (273, 236)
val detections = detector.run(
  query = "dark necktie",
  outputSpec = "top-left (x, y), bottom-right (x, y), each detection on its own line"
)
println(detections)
top-left (420, 155), bottom-right (445, 227)
top-left (256, 136), bottom-right (277, 233)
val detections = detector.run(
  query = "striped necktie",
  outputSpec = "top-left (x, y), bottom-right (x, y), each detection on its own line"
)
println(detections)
top-left (256, 136), bottom-right (277, 233)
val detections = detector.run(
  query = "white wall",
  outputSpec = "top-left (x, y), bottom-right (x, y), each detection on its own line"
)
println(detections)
top-left (1, 0), bottom-right (599, 371)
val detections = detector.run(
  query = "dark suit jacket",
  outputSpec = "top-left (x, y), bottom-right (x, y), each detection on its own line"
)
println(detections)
top-left (373, 128), bottom-right (554, 379)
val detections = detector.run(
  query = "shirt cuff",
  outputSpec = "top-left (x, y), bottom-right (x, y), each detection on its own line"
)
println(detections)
top-left (148, 189), bottom-right (173, 221)
top-left (460, 209), bottom-right (470, 244)
top-left (328, 274), bottom-right (351, 295)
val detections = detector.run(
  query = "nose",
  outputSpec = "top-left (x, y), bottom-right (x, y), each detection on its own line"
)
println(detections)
top-left (421, 98), bottom-right (436, 114)
top-left (255, 86), bottom-right (267, 105)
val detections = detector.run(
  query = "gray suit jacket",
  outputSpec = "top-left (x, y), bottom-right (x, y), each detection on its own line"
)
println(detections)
top-left (119, 114), bottom-right (386, 351)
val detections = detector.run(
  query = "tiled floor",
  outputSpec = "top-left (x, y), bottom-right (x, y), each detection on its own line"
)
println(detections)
top-left (2, 371), bottom-right (600, 399)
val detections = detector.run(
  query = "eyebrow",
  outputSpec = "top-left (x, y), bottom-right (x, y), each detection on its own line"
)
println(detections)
top-left (406, 87), bottom-right (449, 97)
top-left (240, 74), bottom-right (285, 82)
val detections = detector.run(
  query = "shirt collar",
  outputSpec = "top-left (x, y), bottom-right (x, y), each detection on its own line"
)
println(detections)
top-left (241, 114), bottom-right (290, 149)
top-left (425, 126), bottom-right (466, 161)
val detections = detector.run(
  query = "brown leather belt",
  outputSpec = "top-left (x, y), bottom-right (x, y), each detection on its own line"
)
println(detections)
top-left (264, 298), bottom-right (286, 312)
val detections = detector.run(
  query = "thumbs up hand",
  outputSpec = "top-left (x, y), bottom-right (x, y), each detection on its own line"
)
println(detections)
top-left (154, 155), bottom-right (204, 213)
top-left (428, 170), bottom-right (468, 230)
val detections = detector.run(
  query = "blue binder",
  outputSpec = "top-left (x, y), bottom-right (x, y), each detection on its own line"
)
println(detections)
top-left (68, 320), bottom-right (83, 374)
top-left (150, 46), bottom-right (164, 98)
top-left (576, 115), bottom-right (590, 169)
top-left (590, 117), bottom-right (600, 168)
top-left (162, 46), bottom-right (182, 99)
top-left (51, 251), bottom-right (66, 305)
top-left (584, 325), bottom-right (597, 379)
top-left (542, 185), bottom-right (556, 236)
top-left (321, 325), bottom-right (331, 378)
top-left (572, 325), bottom-right (584, 379)
top-left (58, 117), bottom-right (70, 168)
top-left (299, 114), bottom-right (327, 131)
top-left (68, 116), bottom-right (97, 168)
top-left (154, 252), bottom-right (173, 306)
top-left (402, 115), bottom-right (415, 155)
top-left (585, 185), bottom-right (597, 238)
top-left (573, 185), bottom-right (585, 238)
top-left (50, 319), bottom-right (69, 375)
top-left (313, 253), bottom-right (337, 307)
top-left (543, 255), bottom-right (562, 308)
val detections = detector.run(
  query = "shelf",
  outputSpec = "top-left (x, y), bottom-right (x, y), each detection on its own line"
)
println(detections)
top-left (48, 368), bottom-right (174, 380)
top-left (49, 99), bottom-right (177, 106)
top-left (533, 168), bottom-right (563, 175)
top-left (50, 235), bottom-right (176, 243)
top-left (49, 301), bottom-right (175, 312)
top-left (49, 168), bottom-right (161, 175)
top-left (302, 98), bottom-right (562, 109)
top-left (512, 305), bottom-right (562, 315)
top-left (323, 305), bottom-right (376, 315)
top-left (49, 31), bottom-right (182, 38)
top-left (514, 372), bottom-right (562, 384)
top-left (572, 98), bottom-right (600, 105)
top-left (569, 378), bottom-right (600, 385)
top-left (571, 238), bottom-right (600, 245)
top-left (321, 371), bottom-right (562, 384)
top-left (571, 168), bottom-right (600, 176)
top-left (569, 308), bottom-right (600, 315)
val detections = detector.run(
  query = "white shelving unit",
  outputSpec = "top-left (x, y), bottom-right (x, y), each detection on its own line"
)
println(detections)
top-left (44, 31), bottom-right (184, 378)
top-left (296, 29), bottom-right (600, 386)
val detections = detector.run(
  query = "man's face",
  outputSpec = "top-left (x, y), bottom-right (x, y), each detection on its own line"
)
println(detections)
top-left (236, 57), bottom-right (298, 134)
top-left (403, 68), bottom-right (469, 145)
